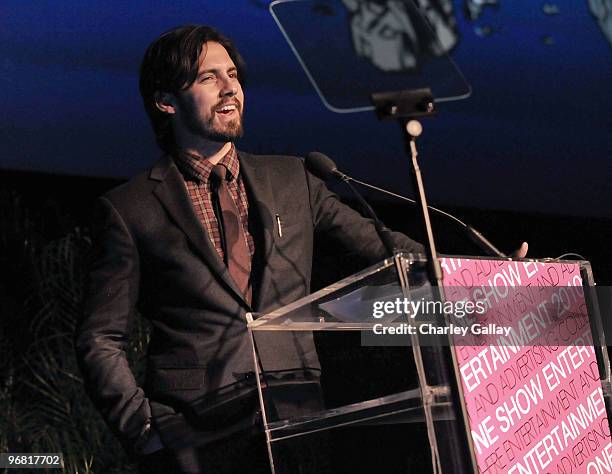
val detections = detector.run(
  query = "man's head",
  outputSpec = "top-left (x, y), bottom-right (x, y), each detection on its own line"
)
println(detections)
top-left (139, 25), bottom-right (246, 153)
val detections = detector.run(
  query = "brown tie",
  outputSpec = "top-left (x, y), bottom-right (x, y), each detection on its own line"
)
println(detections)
top-left (210, 164), bottom-right (252, 304)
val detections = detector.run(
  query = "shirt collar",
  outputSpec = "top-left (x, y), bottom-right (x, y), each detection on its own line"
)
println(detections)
top-left (174, 144), bottom-right (240, 184)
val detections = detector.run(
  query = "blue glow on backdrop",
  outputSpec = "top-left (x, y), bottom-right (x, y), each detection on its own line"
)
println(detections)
top-left (1, 0), bottom-right (610, 217)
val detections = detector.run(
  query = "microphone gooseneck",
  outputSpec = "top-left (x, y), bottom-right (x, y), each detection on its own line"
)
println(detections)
top-left (306, 151), bottom-right (507, 259)
top-left (306, 152), bottom-right (396, 257)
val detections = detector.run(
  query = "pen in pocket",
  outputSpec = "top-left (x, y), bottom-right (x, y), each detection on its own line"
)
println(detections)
top-left (275, 214), bottom-right (282, 237)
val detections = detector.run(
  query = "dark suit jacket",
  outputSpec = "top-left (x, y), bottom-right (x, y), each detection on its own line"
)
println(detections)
top-left (75, 151), bottom-right (422, 462)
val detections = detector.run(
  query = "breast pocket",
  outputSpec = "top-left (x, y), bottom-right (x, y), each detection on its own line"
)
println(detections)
top-left (272, 216), bottom-right (308, 264)
top-left (273, 213), bottom-right (310, 242)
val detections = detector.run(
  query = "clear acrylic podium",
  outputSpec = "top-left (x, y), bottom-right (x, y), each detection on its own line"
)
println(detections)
top-left (246, 252), bottom-right (611, 474)
top-left (247, 253), bottom-right (472, 473)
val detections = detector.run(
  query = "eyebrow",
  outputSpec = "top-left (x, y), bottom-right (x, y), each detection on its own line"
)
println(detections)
top-left (198, 66), bottom-right (238, 77)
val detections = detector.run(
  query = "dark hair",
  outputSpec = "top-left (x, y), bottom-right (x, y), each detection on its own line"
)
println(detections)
top-left (139, 24), bottom-right (246, 153)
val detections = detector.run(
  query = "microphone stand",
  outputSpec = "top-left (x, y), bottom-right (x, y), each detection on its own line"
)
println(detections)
top-left (371, 88), bottom-right (443, 287)
top-left (370, 88), bottom-right (476, 474)
top-left (404, 119), bottom-right (443, 287)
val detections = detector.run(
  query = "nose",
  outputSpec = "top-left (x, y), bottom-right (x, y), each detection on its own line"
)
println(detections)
top-left (219, 75), bottom-right (238, 97)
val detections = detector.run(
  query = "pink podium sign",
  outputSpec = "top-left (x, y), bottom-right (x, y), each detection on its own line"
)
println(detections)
top-left (440, 258), bottom-right (611, 474)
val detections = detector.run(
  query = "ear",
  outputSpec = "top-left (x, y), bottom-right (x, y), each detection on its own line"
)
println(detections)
top-left (154, 91), bottom-right (177, 115)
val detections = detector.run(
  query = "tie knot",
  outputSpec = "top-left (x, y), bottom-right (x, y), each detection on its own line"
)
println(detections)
top-left (211, 164), bottom-right (228, 186)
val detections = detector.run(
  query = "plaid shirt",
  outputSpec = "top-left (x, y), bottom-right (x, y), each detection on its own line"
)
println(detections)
top-left (174, 144), bottom-right (255, 263)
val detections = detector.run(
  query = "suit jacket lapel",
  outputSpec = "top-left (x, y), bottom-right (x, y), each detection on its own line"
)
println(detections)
top-left (238, 152), bottom-right (277, 311)
top-left (150, 155), bottom-right (250, 309)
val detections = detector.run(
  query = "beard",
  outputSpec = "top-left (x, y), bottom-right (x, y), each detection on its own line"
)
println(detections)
top-left (179, 97), bottom-right (244, 143)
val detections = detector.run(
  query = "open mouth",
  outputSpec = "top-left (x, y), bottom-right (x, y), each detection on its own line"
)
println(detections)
top-left (215, 103), bottom-right (239, 115)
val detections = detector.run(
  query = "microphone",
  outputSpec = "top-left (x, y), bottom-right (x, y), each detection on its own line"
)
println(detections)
top-left (306, 152), bottom-right (397, 257)
top-left (306, 152), bottom-right (508, 258)
top-left (306, 152), bottom-right (349, 181)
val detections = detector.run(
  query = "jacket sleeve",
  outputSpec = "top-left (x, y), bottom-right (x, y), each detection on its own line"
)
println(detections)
top-left (74, 196), bottom-right (150, 453)
top-left (303, 162), bottom-right (424, 261)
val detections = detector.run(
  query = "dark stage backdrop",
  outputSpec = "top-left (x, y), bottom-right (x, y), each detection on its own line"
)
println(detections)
top-left (1, 0), bottom-right (611, 219)
top-left (1, 4), bottom-right (611, 472)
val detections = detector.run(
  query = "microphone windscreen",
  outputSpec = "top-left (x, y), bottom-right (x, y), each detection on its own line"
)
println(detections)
top-left (305, 152), bottom-right (338, 181)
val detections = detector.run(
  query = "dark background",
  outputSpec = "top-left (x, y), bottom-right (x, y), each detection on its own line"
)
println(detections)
top-left (1, 1), bottom-right (611, 472)
top-left (1, 0), bottom-right (610, 276)
top-left (1, 0), bottom-right (611, 217)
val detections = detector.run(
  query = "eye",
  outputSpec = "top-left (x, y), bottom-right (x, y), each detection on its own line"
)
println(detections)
top-left (199, 75), bottom-right (215, 83)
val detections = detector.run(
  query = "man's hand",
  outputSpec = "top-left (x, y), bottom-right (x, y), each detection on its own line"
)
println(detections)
top-left (135, 422), bottom-right (164, 455)
top-left (511, 242), bottom-right (529, 259)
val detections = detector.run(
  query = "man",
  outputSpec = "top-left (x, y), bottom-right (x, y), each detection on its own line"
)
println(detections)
top-left (75, 24), bottom-right (423, 473)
